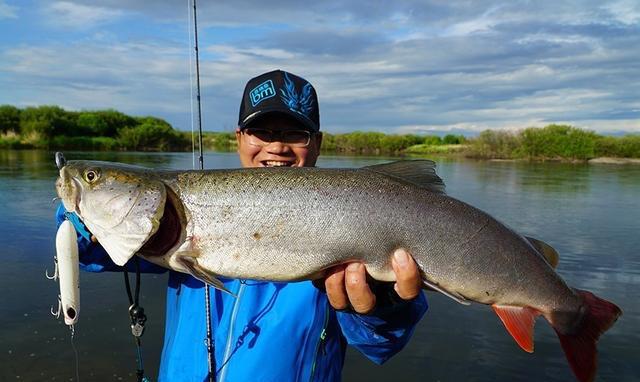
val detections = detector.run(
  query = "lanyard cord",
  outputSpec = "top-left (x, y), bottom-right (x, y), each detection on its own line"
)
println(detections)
top-left (123, 257), bottom-right (149, 382)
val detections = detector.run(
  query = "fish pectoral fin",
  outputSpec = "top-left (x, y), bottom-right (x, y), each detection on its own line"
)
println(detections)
top-left (525, 236), bottom-right (560, 268)
top-left (492, 304), bottom-right (540, 353)
top-left (421, 280), bottom-right (470, 305)
top-left (175, 254), bottom-right (236, 297)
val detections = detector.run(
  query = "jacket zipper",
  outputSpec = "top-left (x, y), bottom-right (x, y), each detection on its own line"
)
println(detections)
top-left (308, 303), bottom-right (330, 382)
top-left (218, 282), bottom-right (246, 382)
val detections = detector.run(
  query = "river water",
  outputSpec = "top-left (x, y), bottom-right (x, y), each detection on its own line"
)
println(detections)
top-left (0, 150), bottom-right (638, 381)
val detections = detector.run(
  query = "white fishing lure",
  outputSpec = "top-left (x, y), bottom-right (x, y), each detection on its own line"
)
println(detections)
top-left (49, 219), bottom-right (81, 326)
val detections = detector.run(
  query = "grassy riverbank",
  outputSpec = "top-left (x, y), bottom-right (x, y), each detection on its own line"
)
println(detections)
top-left (1, 105), bottom-right (638, 161)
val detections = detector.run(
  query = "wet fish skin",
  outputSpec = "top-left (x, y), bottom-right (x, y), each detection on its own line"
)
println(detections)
top-left (55, 159), bottom-right (621, 382)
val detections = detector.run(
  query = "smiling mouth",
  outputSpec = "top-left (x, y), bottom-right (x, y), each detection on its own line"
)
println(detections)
top-left (262, 160), bottom-right (295, 167)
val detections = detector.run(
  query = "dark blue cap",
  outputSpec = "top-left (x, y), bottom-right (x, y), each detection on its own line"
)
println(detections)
top-left (238, 70), bottom-right (320, 132)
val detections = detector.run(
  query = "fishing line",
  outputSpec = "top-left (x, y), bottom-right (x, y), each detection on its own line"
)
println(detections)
top-left (70, 326), bottom-right (81, 382)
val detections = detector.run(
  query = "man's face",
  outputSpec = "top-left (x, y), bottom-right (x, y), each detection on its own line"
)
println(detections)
top-left (236, 114), bottom-right (322, 168)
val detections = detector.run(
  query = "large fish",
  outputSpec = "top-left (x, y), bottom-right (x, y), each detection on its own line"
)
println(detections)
top-left (55, 154), bottom-right (620, 382)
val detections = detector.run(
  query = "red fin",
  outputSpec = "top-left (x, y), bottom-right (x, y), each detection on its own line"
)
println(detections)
top-left (554, 290), bottom-right (622, 382)
top-left (492, 305), bottom-right (540, 353)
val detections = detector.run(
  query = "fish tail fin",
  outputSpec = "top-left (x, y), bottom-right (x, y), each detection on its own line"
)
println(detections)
top-left (492, 305), bottom-right (540, 352)
top-left (553, 289), bottom-right (622, 382)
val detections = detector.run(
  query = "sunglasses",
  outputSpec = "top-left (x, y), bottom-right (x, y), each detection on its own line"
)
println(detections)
top-left (243, 128), bottom-right (313, 148)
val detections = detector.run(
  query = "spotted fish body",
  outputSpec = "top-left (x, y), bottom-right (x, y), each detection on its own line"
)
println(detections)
top-left (161, 167), bottom-right (569, 308)
top-left (56, 158), bottom-right (621, 382)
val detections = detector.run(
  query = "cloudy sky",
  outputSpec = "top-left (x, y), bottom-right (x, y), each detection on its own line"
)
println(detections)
top-left (1, 0), bottom-right (638, 135)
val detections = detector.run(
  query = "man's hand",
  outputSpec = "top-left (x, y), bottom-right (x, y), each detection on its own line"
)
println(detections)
top-left (321, 249), bottom-right (422, 314)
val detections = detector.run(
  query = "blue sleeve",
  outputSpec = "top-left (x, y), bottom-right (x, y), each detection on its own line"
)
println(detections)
top-left (336, 291), bottom-right (428, 364)
top-left (55, 203), bottom-right (167, 274)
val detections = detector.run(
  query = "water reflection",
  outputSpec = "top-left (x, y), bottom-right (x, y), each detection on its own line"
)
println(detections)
top-left (0, 150), bottom-right (638, 381)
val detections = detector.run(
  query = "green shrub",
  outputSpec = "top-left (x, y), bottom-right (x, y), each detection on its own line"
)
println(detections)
top-left (321, 132), bottom-right (431, 154)
top-left (0, 134), bottom-right (26, 149)
top-left (50, 136), bottom-right (92, 149)
top-left (118, 117), bottom-right (189, 151)
top-left (20, 105), bottom-right (76, 138)
top-left (405, 144), bottom-right (466, 155)
top-left (442, 134), bottom-right (465, 144)
top-left (0, 105), bottom-right (21, 134)
top-left (469, 130), bottom-right (521, 159)
top-left (617, 135), bottom-right (640, 158)
top-left (76, 112), bottom-right (108, 136)
top-left (422, 135), bottom-right (443, 145)
top-left (203, 132), bottom-right (237, 152)
top-left (49, 136), bottom-right (121, 150)
top-left (596, 135), bottom-right (640, 158)
top-left (519, 124), bottom-right (597, 160)
top-left (91, 136), bottom-right (120, 150)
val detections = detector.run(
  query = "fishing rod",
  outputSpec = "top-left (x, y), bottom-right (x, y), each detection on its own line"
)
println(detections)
top-left (189, 0), bottom-right (216, 380)
top-left (192, 0), bottom-right (205, 172)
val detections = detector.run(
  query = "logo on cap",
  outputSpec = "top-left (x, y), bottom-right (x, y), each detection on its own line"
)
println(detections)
top-left (250, 80), bottom-right (276, 107)
top-left (280, 73), bottom-right (315, 117)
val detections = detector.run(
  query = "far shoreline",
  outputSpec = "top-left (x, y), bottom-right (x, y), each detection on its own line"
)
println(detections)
top-left (3, 147), bottom-right (639, 165)
top-left (588, 157), bottom-right (640, 165)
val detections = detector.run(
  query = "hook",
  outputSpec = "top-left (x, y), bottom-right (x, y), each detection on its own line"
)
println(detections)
top-left (45, 257), bottom-right (59, 281)
top-left (51, 296), bottom-right (61, 319)
top-left (55, 152), bottom-right (66, 170)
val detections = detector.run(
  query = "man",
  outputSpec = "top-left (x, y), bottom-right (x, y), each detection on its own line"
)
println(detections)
top-left (56, 69), bottom-right (428, 381)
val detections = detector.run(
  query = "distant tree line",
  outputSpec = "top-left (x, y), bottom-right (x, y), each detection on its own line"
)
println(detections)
top-left (1, 105), bottom-right (638, 160)
top-left (469, 124), bottom-right (640, 160)
top-left (199, 130), bottom-right (466, 156)
top-left (320, 131), bottom-right (465, 155)
top-left (0, 105), bottom-right (189, 151)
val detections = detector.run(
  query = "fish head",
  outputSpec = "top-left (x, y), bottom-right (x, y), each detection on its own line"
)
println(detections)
top-left (56, 160), bottom-right (167, 266)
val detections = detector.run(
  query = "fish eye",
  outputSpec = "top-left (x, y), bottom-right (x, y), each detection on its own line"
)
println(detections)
top-left (83, 169), bottom-right (100, 183)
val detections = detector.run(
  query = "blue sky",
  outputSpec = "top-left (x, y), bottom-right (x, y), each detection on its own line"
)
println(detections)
top-left (1, 0), bottom-right (638, 135)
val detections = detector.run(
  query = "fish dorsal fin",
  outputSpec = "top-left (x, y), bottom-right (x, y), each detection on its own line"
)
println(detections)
top-left (525, 236), bottom-right (559, 268)
top-left (363, 160), bottom-right (446, 194)
top-left (492, 305), bottom-right (540, 353)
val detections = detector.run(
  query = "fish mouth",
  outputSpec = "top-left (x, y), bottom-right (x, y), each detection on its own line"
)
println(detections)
top-left (137, 185), bottom-right (185, 257)
top-left (55, 168), bottom-right (83, 215)
top-left (261, 160), bottom-right (295, 167)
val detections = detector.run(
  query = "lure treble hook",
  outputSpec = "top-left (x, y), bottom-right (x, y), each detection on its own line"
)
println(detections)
top-left (55, 152), bottom-right (66, 170)
top-left (46, 256), bottom-right (59, 280)
top-left (51, 296), bottom-right (61, 318)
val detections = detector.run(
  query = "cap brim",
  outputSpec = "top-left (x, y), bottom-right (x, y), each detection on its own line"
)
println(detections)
top-left (239, 107), bottom-right (319, 132)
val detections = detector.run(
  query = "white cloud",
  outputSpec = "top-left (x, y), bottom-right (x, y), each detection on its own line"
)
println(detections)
top-left (0, 0), bottom-right (17, 19)
top-left (602, 0), bottom-right (640, 25)
top-left (0, 41), bottom-right (191, 114)
top-left (44, 1), bottom-right (124, 29)
top-left (1, 0), bottom-right (639, 134)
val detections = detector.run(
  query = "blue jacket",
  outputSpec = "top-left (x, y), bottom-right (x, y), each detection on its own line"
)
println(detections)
top-left (56, 204), bottom-right (428, 381)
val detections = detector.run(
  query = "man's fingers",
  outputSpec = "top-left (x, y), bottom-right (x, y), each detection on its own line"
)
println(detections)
top-left (325, 266), bottom-right (349, 310)
top-left (345, 263), bottom-right (376, 314)
top-left (391, 249), bottom-right (422, 300)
